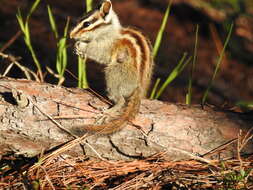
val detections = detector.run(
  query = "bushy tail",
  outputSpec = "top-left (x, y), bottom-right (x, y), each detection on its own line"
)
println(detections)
top-left (72, 88), bottom-right (141, 135)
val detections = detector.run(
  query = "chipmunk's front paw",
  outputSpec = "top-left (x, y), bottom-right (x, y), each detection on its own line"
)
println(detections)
top-left (74, 41), bottom-right (88, 58)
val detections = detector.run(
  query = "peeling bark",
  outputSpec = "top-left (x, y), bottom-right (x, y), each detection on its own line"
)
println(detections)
top-left (0, 77), bottom-right (252, 161)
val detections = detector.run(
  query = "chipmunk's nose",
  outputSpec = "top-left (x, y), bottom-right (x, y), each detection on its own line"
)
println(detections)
top-left (70, 25), bottom-right (82, 39)
top-left (69, 29), bottom-right (76, 39)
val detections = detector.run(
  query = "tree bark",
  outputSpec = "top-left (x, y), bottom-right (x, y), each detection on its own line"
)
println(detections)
top-left (0, 77), bottom-right (252, 161)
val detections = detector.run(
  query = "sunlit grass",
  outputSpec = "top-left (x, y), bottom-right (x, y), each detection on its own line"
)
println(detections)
top-left (150, 1), bottom-right (172, 99)
top-left (153, 53), bottom-right (192, 99)
top-left (150, 0), bottom-right (192, 100)
top-left (150, 78), bottom-right (161, 100)
top-left (78, 56), bottom-right (89, 88)
top-left (152, 1), bottom-right (172, 59)
top-left (77, 0), bottom-right (92, 88)
top-left (48, 5), bottom-right (70, 85)
top-left (236, 101), bottom-right (253, 111)
top-left (16, 0), bottom-right (43, 81)
top-left (86, 0), bottom-right (93, 12)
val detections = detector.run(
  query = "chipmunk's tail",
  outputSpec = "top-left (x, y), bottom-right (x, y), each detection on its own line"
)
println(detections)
top-left (72, 88), bottom-right (141, 135)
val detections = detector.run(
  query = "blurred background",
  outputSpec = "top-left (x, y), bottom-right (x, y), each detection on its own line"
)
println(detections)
top-left (0, 0), bottom-right (252, 108)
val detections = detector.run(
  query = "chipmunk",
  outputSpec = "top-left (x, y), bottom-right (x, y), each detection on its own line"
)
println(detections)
top-left (70, 0), bottom-right (153, 134)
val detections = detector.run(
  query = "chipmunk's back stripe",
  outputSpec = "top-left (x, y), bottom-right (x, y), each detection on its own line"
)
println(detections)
top-left (114, 38), bottom-right (138, 69)
top-left (121, 28), bottom-right (152, 92)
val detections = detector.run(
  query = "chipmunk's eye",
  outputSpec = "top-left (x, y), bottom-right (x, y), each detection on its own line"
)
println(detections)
top-left (82, 21), bottom-right (91, 28)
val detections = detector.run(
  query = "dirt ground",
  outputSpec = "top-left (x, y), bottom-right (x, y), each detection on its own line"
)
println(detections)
top-left (0, 0), bottom-right (252, 107)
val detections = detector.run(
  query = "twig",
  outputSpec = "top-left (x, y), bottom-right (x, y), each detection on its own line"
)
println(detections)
top-left (31, 94), bottom-right (110, 162)
top-left (30, 97), bottom-right (78, 139)
top-left (30, 97), bottom-right (107, 161)
top-left (202, 138), bottom-right (237, 158)
top-left (3, 62), bottom-right (14, 76)
top-left (85, 141), bottom-right (110, 162)
top-left (46, 66), bottom-right (65, 86)
top-left (30, 134), bottom-right (88, 171)
top-left (209, 24), bottom-right (229, 69)
top-left (29, 97), bottom-right (111, 168)
top-left (237, 127), bottom-right (253, 169)
top-left (0, 52), bottom-right (40, 81)
top-left (0, 30), bottom-right (22, 52)
top-left (237, 130), bottom-right (243, 169)
top-left (40, 166), bottom-right (56, 190)
top-left (241, 127), bottom-right (253, 148)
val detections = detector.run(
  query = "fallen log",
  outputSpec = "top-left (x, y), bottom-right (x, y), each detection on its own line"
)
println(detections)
top-left (0, 77), bottom-right (252, 161)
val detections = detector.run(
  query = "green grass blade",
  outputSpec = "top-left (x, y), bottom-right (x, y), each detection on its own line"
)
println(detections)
top-left (76, 0), bottom-right (92, 88)
top-left (150, 78), bottom-right (161, 99)
top-left (61, 40), bottom-right (67, 76)
top-left (63, 17), bottom-right (70, 38)
top-left (28, 44), bottom-right (42, 77)
top-left (78, 57), bottom-right (83, 88)
top-left (16, 10), bottom-right (25, 33)
top-left (47, 5), bottom-right (59, 39)
top-left (16, 0), bottom-right (43, 81)
top-left (56, 38), bottom-right (64, 74)
top-left (61, 17), bottom-right (70, 76)
top-left (155, 52), bottom-right (190, 99)
top-left (86, 0), bottom-right (93, 12)
top-left (178, 55), bottom-right (191, 73)
top-left (78, 57), bottom-right (89, 88)
top-left (47, 6), bottom-right (65, 82)
top-left (27, 0), bottom-right (41, 20)
top-left (24, 23), bottom-right (31, 43)
top-left (201, 23), bottom-right (234, 105)
top-left (56, 38), bottom-right (67, 73)
top-left (186, 25), bottom-right (199, 105)
top-left (236, 101), bottom-right (253, 110)
top-left (152, 0), bottom-right (172, 59)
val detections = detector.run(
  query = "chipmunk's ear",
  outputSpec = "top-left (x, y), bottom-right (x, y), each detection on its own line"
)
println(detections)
top-left (99, 0), bottom-right (112, 18)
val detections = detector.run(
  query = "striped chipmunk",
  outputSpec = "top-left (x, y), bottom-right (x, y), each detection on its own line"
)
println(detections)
top-left (70, 0), bottom-right (153, 134)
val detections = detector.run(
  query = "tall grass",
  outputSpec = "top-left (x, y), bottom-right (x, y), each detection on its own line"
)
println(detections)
top-left (154, 53), bottom-right (192, 99)
top-left (186, 25), bottom-right (199, 105)
top-left (77, 0), bottom-right (92, 88)
top-left (16, 0), bottom-right (43, 81)
top-left (150, 1), bottom-right (172, 99)
top-left (78, 56), bottom-right (88, 88)
top-left (150, 0), bottom-right (192, 100)
top-left (201, 23), bottom-right (234, 105)
top-left (152, 1), bottom-right (172, 59)
top-left (150, 78), bottom-right (161, 100)
top-left (86, 0), bottom-right (93, 12)
top-left (47, 5), bottom-right (70, 85)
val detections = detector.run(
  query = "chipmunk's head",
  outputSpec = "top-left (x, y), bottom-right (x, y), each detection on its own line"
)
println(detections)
top-left (70, 0), bottom-right (121, 42)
